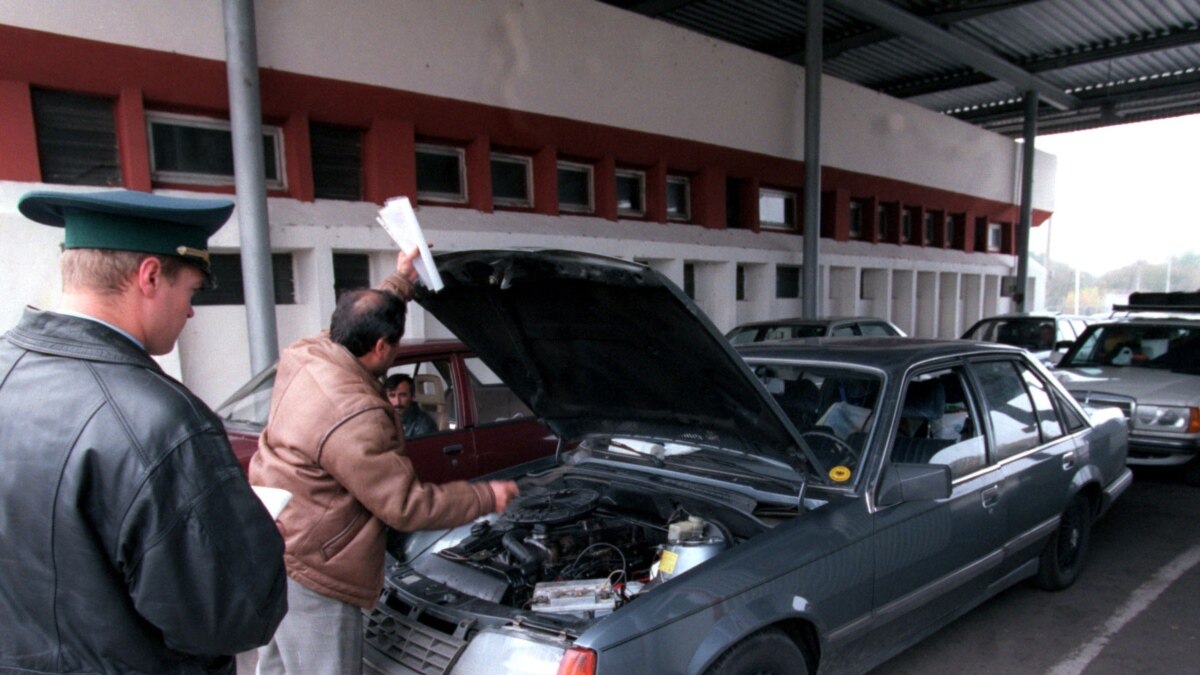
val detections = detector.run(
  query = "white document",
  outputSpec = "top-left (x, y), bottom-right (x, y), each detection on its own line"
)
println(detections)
top-left (376, 196), bottom-right (445, 292)
top-left (251, 485), bottom-right (293, 520)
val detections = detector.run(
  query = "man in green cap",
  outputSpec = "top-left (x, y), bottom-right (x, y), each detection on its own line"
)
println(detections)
top-left (0, 189), bottom-right (288, 673)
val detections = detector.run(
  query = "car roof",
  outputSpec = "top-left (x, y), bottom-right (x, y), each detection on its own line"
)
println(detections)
top-left (736, 337), bottom-right (1025, 373)
top-left (733, 316), bottom-right (895, 328)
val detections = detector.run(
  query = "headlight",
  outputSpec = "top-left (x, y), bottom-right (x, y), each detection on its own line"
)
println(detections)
top-left (1133, 405), bottom-right (1200, 433)
top-left (450, 629), bottom-right (571, 675)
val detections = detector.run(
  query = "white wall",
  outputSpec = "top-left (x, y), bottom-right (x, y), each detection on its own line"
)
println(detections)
top-left (0, 0), bottom-right (1056, 209)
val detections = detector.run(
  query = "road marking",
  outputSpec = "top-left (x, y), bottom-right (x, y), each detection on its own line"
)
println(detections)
top-left (1048, 544), bottom-right (1200, 675)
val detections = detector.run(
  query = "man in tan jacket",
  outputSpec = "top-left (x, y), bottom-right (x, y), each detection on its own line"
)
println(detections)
top-left (250, 249), bottom-right (519, 674)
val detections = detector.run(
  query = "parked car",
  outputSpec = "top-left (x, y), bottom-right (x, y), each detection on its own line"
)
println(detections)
top-left (214, 338), bottom-right (558, 482)
top-left (1052, 293), bottom-right (1200, 485)
top-left (961, 312), bottom-right (1090, 364)
top-left (726, 315), bottom-right (905, 344)
top-left (362, 250), bottom-right (1131, 675)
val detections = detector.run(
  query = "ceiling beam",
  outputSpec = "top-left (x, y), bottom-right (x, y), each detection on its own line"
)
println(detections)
top-left (831, 0), bottom-right (1079, 110)
top-left (875, 23), bottom-right (1200, 99)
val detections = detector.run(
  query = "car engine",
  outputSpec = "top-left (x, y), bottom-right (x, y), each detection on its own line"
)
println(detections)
top-left (408, 475), bottom-right (755, 614)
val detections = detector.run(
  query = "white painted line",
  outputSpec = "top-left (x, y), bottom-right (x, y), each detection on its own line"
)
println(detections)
top-left (1048, 544), bottom-right (1200, 675)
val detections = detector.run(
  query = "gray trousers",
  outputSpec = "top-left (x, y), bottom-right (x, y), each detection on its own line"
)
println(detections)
top-left (256, 577), bottom-right (363, 675)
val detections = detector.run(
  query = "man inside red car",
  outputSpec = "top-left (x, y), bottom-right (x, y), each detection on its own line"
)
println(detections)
top-left (385, 372), bottom-right (439, 438)
top-left (250, 248), bottom-right (519, 674)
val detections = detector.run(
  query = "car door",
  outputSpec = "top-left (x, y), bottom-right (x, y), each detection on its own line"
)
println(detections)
top-left (462, 356), bottom-right (559, 476)
top-left (870, 364), bottom-right (1005, 654)
top-left (968, 356), bottom-right (1077, 578)
top-left (391, 354), bottom-right (479, 483)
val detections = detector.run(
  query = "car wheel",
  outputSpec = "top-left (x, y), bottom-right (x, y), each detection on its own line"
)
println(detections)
top-left (705, 628), bottom-right (809, 675)
top-left (1034, 493), bottom-right (1092, 591)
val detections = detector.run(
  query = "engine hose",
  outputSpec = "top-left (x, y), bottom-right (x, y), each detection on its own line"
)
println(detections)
top-left (502, 530), bottom-right (542, 574)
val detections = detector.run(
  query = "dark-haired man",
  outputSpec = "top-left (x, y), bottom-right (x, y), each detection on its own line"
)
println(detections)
top-left (385, 372), bottom-right (438, 438)
top-left (249, 250), bottom-right (518, 674)
top-left (0, 190), bottom-right (287, 673)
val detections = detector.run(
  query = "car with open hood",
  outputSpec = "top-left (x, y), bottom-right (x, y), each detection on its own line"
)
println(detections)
top-left (364, 249), bottom-right (1131, 675)
top-left (1052, 293), bottom-right (1200, 485)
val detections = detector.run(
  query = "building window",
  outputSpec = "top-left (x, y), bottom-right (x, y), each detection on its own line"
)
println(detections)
top-left (193, 253), bottom-right (296, 306)
top-left (491, 153), bottom-right (532, 208)
top-left (147, 112), bottom-right (284, 188)
top-left (736, 264), bottom-right (746, 301)
top-left (333, 253), bottom-right (370, 299)
top-left (923, 211), bottom-right (937, 245)
top-left (849, 200), bottom-right (864, 239)
top-left (947, 214), bottom-right (961, 249)
top-left (415, 143), bottom-right (466, 203)
top-left (877, 204), bottom-right (890, 241)
top-left (557, 161), bottom-right (593, 213)
top-left (902, 207), bottom-right (919, 243)
top-left (310, 122), bottom-right (362, 201)
top-left (987, 223), bottom-right (1003, 251)
top-left (776, 265), bottom-right (801, 299)
top-left (32, 89), bottom-right (121, 186)
top-left (760, 188), bottom-right (797, 230)
top-left (726, 178), bottom-right (744, 228)
top-left (667, 176), bottom-right (691, 222)
top-left (683, 263), bottom-right (696, 299)
top-left (615, 169), bottom-right (646, 217)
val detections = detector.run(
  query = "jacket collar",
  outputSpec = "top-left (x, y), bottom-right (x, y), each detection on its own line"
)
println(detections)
top-left (5, 307), bottom-right (163, 373)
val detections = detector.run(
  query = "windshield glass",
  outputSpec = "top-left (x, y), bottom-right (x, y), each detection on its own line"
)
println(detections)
top-left (964, 318), bottom-right (1056, 351)
top-left (728, 324), bottom-right (827, 344)
top-left (1061, 323), bottom-right (1200, 374)
top-left (214, 367), bottom-right (276, 427)
top-left (749, 362), bottom-right (883, 483)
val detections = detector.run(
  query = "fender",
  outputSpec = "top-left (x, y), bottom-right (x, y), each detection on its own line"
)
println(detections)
top-left (685, 592), bottom-right (826, 674)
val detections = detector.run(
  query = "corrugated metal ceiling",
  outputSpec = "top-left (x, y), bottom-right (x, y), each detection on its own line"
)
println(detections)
top-left (598, 0), bottom-right (1200, 137)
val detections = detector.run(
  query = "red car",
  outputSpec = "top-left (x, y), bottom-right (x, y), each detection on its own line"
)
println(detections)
top-left (214, 338), bottom-right (558, 483)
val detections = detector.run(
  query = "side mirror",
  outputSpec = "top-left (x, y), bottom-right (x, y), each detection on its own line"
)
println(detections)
top-left (1054, 340), bottom-right (1074, 351)
top-left (876, 462), bottom-right (951, 507)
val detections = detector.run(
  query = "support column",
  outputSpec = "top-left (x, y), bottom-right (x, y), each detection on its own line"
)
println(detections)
top-left (802, 0), bottom-right (824, 318)
top-left (1016, 91), bottom-right (1038, 312)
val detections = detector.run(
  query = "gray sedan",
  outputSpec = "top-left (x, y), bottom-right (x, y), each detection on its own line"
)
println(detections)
top-left (364, 250), bottom-right (1131, 675)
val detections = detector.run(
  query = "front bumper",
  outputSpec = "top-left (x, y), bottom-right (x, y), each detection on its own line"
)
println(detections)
top-left (1126, 432), bottom-right (1200, 466)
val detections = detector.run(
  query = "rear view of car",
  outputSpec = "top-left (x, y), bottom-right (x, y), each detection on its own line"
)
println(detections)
top-left (727, 316), bottom-right (905, 344)
top-left (961, 313), bottom-right (1088, 364)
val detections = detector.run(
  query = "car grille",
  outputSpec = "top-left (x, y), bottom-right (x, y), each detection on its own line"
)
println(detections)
top-left (1071, 391), bottom-right (1135, 418)
top-left (363, 603), bottom-right (468, 675)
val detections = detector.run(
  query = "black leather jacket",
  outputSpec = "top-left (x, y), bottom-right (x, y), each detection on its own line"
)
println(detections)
top-left (0, 309), bottom-right (287, 674)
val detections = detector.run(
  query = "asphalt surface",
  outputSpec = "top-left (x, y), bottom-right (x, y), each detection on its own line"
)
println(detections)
top-left (872, 466), bottom-right (1200, 675)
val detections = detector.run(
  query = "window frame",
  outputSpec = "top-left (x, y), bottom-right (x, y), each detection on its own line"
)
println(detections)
top-left (415, 142), bottom-right (468, 204)
top-left (615, 168), bottom-right (646, 217)
top-left (666, 175), bottom-right (691, 222)
top-left (146, 111), bottom-right (285, 189)
top-left (557, 160), bottom-right (595, 214)
top-left (759, 187), bottom-right (798, 230)
top-left (490, 151), bottom-right (533, 208)
top-left (987, 222), bottom-right (1004, 251)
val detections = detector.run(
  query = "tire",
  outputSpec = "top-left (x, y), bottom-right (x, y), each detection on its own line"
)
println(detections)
top-left (1034, 493), bottom-right (1093, 591)
top-left (705, 628), bottom-right (809, 675)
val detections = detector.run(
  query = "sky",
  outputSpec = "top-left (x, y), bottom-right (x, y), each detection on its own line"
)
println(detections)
top-left (1029, 113), bottom-right (1200, 276)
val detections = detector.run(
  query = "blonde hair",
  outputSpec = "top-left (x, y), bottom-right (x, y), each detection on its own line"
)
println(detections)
top-left (61, 249), bottom-right (187, 295)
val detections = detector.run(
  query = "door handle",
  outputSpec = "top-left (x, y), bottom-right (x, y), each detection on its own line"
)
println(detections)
top-left (981, 485), bottom-right (1001, 509)
top-left (442, 444), bottom-right (464, 455)
top-left (1062, 451), bottom-right (1076, 471)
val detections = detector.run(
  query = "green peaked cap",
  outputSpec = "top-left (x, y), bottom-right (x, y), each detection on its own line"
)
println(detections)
top-left (18, 189), bottom-right (234, 273)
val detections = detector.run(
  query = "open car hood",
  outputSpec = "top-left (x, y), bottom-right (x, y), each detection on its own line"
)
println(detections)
top-left (415, 250), bottom-right (806, 472)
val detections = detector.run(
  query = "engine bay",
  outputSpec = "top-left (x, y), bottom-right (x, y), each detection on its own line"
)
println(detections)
top-left (404, 471), bottom-right (768, 616)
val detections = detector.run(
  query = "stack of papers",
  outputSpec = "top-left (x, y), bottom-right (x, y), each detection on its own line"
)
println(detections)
top-left (376, 196), bottom-right (444, 292)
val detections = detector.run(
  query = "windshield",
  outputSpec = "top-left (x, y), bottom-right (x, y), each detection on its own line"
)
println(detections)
top-left (964, 318), bottom-right (1057, 351)
top-left (749, 362), bottom-right (883, 484)
top-left (214, 366), bottom-right (277, 427)
top-left (728, 324), bottom-right (826, 344)
top-left (1061, 323), bottom-right (1200, 374)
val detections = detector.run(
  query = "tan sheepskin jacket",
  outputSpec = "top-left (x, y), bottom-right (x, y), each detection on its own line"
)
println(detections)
top-left (249, 274), bottom-right (496, 608)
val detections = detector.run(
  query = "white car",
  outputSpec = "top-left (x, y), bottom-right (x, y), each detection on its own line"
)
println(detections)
top-left (1053, 298), bottom-right (1200, 484)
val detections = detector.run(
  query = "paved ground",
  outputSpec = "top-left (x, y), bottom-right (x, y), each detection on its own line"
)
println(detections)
top-left (238, 467), bottom-right (1198, 674)
top-left (871, 466), bottom-right (1200, 674)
